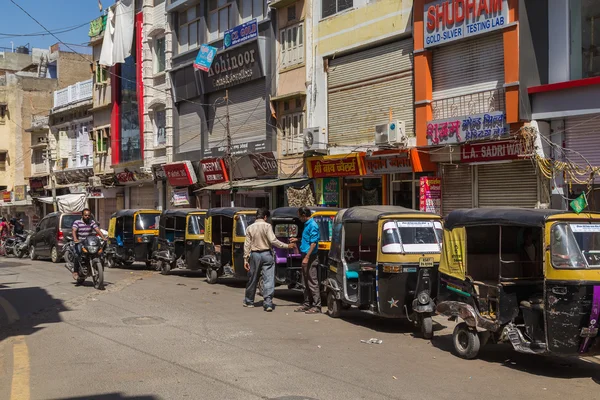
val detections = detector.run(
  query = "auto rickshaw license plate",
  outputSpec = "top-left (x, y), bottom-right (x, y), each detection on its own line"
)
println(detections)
top-left (419, 257), bottom-right (434, 267)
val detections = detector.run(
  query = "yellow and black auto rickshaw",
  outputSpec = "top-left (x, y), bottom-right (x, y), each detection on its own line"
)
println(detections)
top-left (199, 207), bottom-right (257, 284)
top-left (106, 209), bottom-right (161, 268)
top-left (153, 208), bottom-right (207, 275)
top-left (324, 206), bottom-right (443, 338)
top-left (436, 208), bottom-right (600, 359)
top-left (270, 207), bottom-right (339, 291)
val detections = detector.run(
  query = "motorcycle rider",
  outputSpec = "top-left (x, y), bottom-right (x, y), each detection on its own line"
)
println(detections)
top-left (12, 218), bottom-right (24, 235)
top-left (71, 208), bottom-right (106, 280)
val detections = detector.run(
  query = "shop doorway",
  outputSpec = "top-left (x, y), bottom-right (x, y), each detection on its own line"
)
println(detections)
top-left (344, 178), bottom-right (382, 207)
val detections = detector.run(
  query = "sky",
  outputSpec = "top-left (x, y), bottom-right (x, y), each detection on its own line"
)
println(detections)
top-left (0, 0), bottom-right (102, 52)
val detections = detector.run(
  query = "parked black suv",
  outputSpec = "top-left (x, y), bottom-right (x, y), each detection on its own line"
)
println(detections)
top-left (29, 212), bottom-right (94, 263)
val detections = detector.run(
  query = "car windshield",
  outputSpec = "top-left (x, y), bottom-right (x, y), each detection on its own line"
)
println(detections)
top-left (136, 213), bottom-right (160, 230)
top-left (236, 214), bottom-right (257, 237)
top-left (314, 215), bottom-right (335, 242)
top-left (551, 223), bottom-right (600, 269)
top-left (188, 214), bottom-right (206, 235)
top-left (381, 220), bottom-right (442, 254)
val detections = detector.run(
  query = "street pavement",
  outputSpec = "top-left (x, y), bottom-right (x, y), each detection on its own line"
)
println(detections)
top-left (1, 258), bottom-right (600, 400)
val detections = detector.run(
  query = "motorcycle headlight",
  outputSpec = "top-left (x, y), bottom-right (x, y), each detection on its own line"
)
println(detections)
top-left (87, 246), bottom-right (99, 254)
top-left (417, 291), bottom-right (430, 305)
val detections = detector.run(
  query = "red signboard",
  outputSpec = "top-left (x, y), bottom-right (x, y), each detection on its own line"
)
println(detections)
top-left (2, 191), bottom-right (11, 203)
top-left (163, 161), bottom-right (198, 187)
top-left (419, 177), bottom-right (441, 214)
top-left (461, 140), bottom-right (525, 163)
top-left (306, 154), bottom-right (366, 178)
top-left (365, 150), bottom-right (412, 175)
top-left (201, 158), bottom-right (229, 184)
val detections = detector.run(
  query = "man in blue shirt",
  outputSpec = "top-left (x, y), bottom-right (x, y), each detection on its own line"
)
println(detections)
top-left (290, 207), bottom-right (321, 314)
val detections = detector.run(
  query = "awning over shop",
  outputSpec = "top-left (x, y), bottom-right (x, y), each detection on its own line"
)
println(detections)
top-left (196, 178), bottom-right (309, 192)
top-left (37, 193), bottom-right (87, 213)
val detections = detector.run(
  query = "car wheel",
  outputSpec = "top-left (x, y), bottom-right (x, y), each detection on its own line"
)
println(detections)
top-left (29, 245), bottom-right (38, 260)
top-left (50, 246), bottom-right (60, 263)
top-left (452, 322), bottom-right (481, 359)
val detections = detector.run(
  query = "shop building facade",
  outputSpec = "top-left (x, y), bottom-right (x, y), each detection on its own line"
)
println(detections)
top-left (414, 0), bottom-right (544, 215)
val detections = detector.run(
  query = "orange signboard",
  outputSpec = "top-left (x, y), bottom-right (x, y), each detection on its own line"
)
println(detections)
top-left (306, 153), bottom-right (366, 178)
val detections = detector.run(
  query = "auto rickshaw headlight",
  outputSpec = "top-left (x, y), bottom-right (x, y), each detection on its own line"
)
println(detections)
top-left (417, 291), bottom-right (430, 305)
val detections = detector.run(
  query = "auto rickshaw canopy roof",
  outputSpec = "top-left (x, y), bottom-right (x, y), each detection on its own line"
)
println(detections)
top-left (206, 207), bottom-right (257, 218)
top-left (271, 206), bottom-right (340, 220)
top-left (442, 208), bottom-right (593, 230)
top-left (341, 206), bottom-right (440, 223)
top-left (110, 209), bottom-right (160, 218)
top-left (160, 208), bottom-right (207, 218)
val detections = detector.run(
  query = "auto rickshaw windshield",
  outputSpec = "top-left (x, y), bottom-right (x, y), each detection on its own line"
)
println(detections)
top-left (135, 213), bottom-right (160, 230)
top-left (381, 220), bottom-right (442, 254)
top-left (551, 223), bottom-right (600, 268)
top-left (313, 215), bottom-right (334, 242)
top-left (236, 214), bottom-right (257, 236)
top-left (188, 215), bottom-right (206, 235)
top-left (274, 223), bottom-right (298, 238)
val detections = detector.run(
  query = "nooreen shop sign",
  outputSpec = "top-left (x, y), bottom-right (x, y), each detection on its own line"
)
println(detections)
top-left (200, 40), bottom-right (264, 93)
top-left (424, 0), bottom-right (508, 48)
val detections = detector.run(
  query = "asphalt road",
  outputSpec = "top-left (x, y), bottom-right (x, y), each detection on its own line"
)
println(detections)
top-left (1, 257), bottom-right (600, 400)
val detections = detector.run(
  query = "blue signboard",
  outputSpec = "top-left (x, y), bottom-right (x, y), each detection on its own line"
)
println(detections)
top-left (224, 19), bottom-right (258, 49)
top-left (193, 44), bottom-right (218, 72)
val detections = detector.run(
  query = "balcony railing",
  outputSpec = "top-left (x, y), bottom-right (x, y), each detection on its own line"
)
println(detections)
top-left (53, 79), bottom-right (93, 109)
top-left (431, 88), bottom-right (505, 120)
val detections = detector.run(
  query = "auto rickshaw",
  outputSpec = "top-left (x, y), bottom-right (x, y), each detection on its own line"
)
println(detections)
top-left (106, 209), bottom-right (161, 268)
top-left (324, 206), bottom-right (443, 338)
top-left (270, 207), bottom-right (339, 291)
top-left (436, 208), bottom-right (600, 359)
top-left (199, 207), bottom-right (257, 284)
top-left (153, 208), bottom-right (207, 275)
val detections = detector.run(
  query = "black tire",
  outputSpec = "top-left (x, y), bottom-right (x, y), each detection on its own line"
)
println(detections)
top-left (105, 254), bottom-right (116, 269)
top-left (145, 260), bottom-right (153, 269)
top-left (326, 291), bottom-right (342, 318)
top-left (420, 315), bottom-right (434, 340)
top-left (452, 322), bottom-right (480, 359)
top-left (206, 268), bottom-right (218, 284)
top-left (124, 260), bottom-right (135, 266)
top-left (92, 259), bottom-right (105, 290)
top-left (160, 261), bottom-right (171, 275)
top-left (29, 245), bottom-right (38, 260)
top-left (51, 246), bottom-right (60, 263)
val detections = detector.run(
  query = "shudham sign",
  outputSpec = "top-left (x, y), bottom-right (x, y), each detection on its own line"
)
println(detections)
top-left (461, 140), bottom-right (525, 163)
top-left (424, 0), bottom-right (509, 48)
top-left (427, 111), bottom-right (508, 145)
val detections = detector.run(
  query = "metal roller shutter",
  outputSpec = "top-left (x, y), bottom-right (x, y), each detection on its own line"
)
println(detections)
top-left (207, 79), bottom-right (266, 151)
top-left (328, 39), bottom-right (414, 146)
top-left (130, 185), bottom-right (157, 209)
top-left (477, 161), bottom-right (539, 208)
top-left (432, 33), bottom-right (504, 104)
top-left (99, 198), bottom-right (117, 229)
top-left (442, 164), bottom-right (473, 215)
top-left (565, 115), bottom-right (600, 182)
top-left (178, 101), bottom-right (203, 153)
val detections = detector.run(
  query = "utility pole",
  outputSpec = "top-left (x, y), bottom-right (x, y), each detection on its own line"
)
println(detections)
top-left (225, 89), bottom-right (234, 207)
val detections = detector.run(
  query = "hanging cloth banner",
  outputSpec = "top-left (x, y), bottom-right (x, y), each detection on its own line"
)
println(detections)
top-left (194, 44), bottom-right (218, 72)
top-left (99, 0), bottom-right (135, 66)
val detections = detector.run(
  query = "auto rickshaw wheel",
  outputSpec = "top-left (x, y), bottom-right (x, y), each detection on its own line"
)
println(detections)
top-left (124, 260), bottom-right (135, 266)
top-left (105, 255), bottom-right (116, 269)
top-left (206, 268), bottom-right (218, 284)
top-left (420, 315), bottom-right (433, 339)
top-left (326, 291), bottom-right (342, 318)
top-left (452, 322), bottom-right (480, 359)
top-left (145, 261), bottom-right (153, 269)
top-left (160, 261), bottom-right (171, 275)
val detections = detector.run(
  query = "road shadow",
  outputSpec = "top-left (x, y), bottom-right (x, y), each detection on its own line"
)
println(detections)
top-left (431, 331), bottom-right (600, 382)
top-left (0, 285), bottom-right (67, 343)
top-left (51, 394), bottom-right (160, 400)
top-left (334, 310), bottom-right (446, 336)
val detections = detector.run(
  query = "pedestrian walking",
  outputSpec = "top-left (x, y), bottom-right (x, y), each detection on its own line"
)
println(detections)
top-left (243, 208), bottom-right (296, 312)
top-left (290, 207), bottom-right (321, 314)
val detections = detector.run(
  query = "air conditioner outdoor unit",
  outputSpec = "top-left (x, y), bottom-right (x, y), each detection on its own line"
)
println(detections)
top-left (89, 176), bottom-right (102, 187)
top-left (374, 120), bottom-right (406, 147)
top-left (303, 127), bottom-right (327, 153)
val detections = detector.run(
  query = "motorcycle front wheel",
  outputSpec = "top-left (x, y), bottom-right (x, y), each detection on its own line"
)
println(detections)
top-left (92, 259), bottom-right (105, 290)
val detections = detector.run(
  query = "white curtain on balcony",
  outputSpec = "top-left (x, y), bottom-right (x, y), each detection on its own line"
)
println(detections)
top-left (99, 0), bottom-right (134, 67)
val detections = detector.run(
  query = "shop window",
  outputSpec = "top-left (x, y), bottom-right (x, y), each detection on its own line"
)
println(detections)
top-left (154, 37), bottom-right (166, 74)
top-left (280, 111), bottom-right (305, 155)
top-left (95, 62), bottom-right (108, 85)
top-left (154, 109), bottom-right (167, 147)
top-left (322, 0), bottom-right (353, 19)
top-left (572, 0), bottom-right (600, 79)
top-left (0, 152), bottom-right (7, 171)
top-left (178, 4), bottom-right (202, 54)
top-left (209, 0), bottom-right (233, 42)
top-left (95, 128), bottom-right (109, 154)
top-left (241, 0), bottom-right (266, 23)
top-left (280, 23), bottom-right (304, 68)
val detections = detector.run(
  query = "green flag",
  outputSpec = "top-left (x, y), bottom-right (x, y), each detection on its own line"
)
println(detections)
top-left (570, 192), bottom-right (588, 214)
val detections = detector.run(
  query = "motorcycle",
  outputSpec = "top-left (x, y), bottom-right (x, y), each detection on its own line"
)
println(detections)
top-left (3, 232), bottom-right (31, 258)
top-left (63, 235), bottom-right (107, 290)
